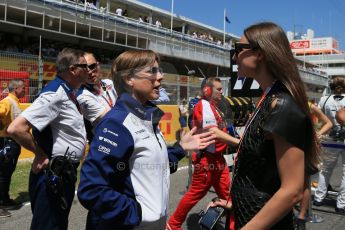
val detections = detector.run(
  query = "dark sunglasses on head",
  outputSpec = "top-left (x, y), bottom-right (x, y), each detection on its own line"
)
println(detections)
top-left (88, 62), bottom-right (99, 70)
top-left (234, 42), bottom-right (259, 55)
top-left (146, 66), bottom-right (163, 75)
top-left (73, 63), bottom-right (88, 69)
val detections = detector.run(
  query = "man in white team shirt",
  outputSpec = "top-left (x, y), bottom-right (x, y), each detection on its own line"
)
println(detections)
top-left (314, 76), bottom-right (345, 215)
top-left (80, 52), bottom-right (117, 110)
top-left (77, 52), bottom-right (117, 141)
top-left (7, 48), bottom-right (89, 229)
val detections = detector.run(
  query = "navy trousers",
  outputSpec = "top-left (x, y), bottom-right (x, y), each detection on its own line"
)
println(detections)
top-left (0, 138), bottom-right (21, 203)
top-left (29, 167), bottom-right (77, 230)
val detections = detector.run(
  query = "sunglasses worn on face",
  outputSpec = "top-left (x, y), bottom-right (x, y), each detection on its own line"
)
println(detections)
top-left (234, 42), bottom-right (258, 55)
top-left (73, 63), bottom-right (88, 69)
top-left (146, 66), bottom-right (163, 75)
top-left (88, 62), bottom-right (99, 70)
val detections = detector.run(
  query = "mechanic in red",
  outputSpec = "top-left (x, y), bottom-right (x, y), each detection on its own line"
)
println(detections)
top-left (167, 77), bottom-right (240, 230)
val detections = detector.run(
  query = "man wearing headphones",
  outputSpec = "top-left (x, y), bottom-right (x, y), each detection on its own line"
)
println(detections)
top-left (167, 77), bottom-right (239, 230)
top-left (314, 76), bottom-right (345, 215)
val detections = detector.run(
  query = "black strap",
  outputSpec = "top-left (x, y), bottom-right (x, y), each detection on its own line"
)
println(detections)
top-left (322, 94), bottom-right (332, 113)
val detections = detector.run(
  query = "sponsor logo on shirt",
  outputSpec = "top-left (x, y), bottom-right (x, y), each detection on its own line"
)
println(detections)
top-left (99, 136), bottom-right (118, 147)
top-left (135, 129), bottom-right (146, 134)
top-left (98, 145), bottom-right (110, 154)
top-left (103, 128), bottom-right (118, 137)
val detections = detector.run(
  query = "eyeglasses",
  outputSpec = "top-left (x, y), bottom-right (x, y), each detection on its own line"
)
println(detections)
top-left (234, 42), bottom-right (259, 55)
top-left (73, 63), bottom-right (88, 69)
top-left (88, 62), bottom-right (99, 71)
top-left (146, 66), bottom-right (163, 75)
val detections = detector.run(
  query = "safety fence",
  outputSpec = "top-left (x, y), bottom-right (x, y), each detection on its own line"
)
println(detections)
top-left (0, 51), bottom-right (221, 104)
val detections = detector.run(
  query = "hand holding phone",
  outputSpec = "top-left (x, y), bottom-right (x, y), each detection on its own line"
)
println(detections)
top-left (198, 206), bottom-right (224, 230)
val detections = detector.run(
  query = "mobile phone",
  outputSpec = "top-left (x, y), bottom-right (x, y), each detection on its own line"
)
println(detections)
top-left (198, 206), bottom-right (224, 230)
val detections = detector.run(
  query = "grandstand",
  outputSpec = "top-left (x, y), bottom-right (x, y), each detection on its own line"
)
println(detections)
top-left (0, 0), bottom-right (329, 108)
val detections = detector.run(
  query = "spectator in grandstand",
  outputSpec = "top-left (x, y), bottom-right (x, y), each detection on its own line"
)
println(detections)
top-left (155, 19), bottom-right (162, 28)
top-left (216, 39), bottom-right (222, 46)
top-left (77, 52), bottom-right (117, 142)
top-left (138, 15), bottom-right (144, 23)
top-left (86, 0), bottom-right (97, 10)
top-left (115, 7), bottom-right (123, 16)
top-left (210, 22), bottom-right (320, 229)
top-left (0, 80), bottom-right (25, 215)
top-left (77, 49), bottom-right (216, 230)
top-left (192, 31), bottom-right (198, 38)
top-left (296, 102), bottom-right (332, 229)
top-left (122, 9), bottom-right (128, 17)
top-left (314, 76), bottom-right (345, 215)
top-left (7, 48), bottom-right (89, 229)
top-left (167, 77), bottom-right (240, 230)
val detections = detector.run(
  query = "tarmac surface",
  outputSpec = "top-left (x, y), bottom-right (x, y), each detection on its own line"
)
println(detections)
top-left (0, 157), bottom-right (344, 230)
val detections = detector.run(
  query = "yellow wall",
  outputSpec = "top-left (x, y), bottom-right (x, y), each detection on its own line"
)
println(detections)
top-left (157, 105), bottom-right (181, 145)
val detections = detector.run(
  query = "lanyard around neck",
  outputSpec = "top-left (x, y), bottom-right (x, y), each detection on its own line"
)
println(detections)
top-left (233, 81), bottom-right (276, 166)
top-left (99, 81), bottom-right (114, 108)
top-left (227, 81), bottom-right (276, 200)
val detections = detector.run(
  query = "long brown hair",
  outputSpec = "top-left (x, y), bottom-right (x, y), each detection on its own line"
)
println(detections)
top-left (111, 50), bottom-right (160, 96)
top-left (244, 22), bottom-right (320, 171)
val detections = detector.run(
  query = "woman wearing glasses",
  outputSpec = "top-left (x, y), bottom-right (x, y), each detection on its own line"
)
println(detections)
top-left (211, 22), bottom-right (320, 229)
top-left (77, 50), bottom-right (216, 229)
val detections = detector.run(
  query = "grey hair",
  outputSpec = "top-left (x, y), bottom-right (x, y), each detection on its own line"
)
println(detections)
top-left (8, 80), bottom-right (24, 92)
top-left (56, 48), bottom-right (85, 74)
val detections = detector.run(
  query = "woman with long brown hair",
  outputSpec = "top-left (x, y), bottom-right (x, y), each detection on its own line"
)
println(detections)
top-left (211, 22), bottom-right (320, 229)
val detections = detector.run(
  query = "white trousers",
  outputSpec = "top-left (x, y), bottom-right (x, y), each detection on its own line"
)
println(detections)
top-left (315, 145), bottom-right (345, 208)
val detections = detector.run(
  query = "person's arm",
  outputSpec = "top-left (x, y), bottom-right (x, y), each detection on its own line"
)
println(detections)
top-left (178, 126), bottom-right (216, 151)
top-left (310, 103), bottom-right (333, 136)
top-left (7, 116), bottom-right (48, 173)
top-left (242, 134), bottom-right (304, 230)
top-left (78, 119), bottom-right (141, 226)
top-left (77, 89), bottom-right (109, 125)
top-left (167, 127), bottom-right (216, 173)
top-left (209, 126), bottom-right (240, 146)
top-left (8, 92), bottom-right (62, 173)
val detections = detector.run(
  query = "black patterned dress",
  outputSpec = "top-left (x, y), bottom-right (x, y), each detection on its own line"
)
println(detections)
top-left (231, 81), bottom-right (312, 229)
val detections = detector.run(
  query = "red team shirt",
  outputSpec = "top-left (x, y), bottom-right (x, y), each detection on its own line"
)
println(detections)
top-left (192, 99), bottom-right (227, 154)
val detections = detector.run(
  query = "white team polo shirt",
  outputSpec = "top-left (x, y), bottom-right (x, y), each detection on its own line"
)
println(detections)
top-left (21, 81), bottom-right (86, 161)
